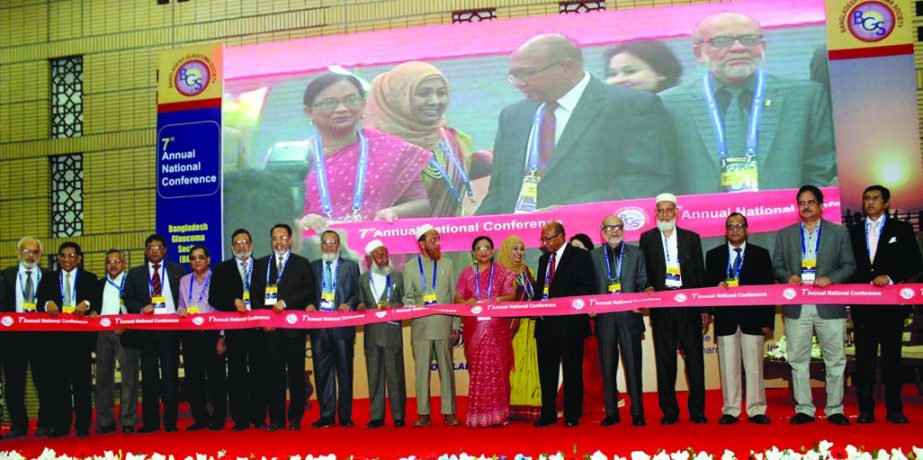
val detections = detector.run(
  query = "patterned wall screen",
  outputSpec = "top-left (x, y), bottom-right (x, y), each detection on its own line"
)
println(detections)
top-left (452, 8), bottom-right (497, 23)
top-left (559, 1), bottom-right (606, 14)
top-left (50, 153), bottom-right (84, 237)
top-left (51, 56), bottom-right (83, 138)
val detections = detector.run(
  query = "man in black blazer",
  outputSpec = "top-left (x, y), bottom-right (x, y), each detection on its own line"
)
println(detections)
top-left (704, 213), bottom-right (774, 425)
top-left (209, 228), bottom-right (266, 431)
top-left (590, 215), bottom-right (649, 427)
top-left (476, 33), bottom-right (677, 215)
top-left (123, 234), bottom-right (187, 433)
top-left (848, 185), bottom-right (923, 424)
top-left (307, 230), bottom-right (360, 428)
top-left (639, 193), bottom-right (710, 425)
top-left (250, 223), bottom-right (315, 431)
top-left (36, 242), bottom-right (99, 438)
top-left (532, 222), bottom-right (595, 427)
top-left (1, 237), bottom-right (54, 438)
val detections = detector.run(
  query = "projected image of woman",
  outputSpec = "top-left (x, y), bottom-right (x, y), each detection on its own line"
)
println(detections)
top-left (364, 61), bottom-right (478, 217)
top-left (297, 73), bottom-right (432, 232)
top-left (604, 39), bottom-right (683, 93)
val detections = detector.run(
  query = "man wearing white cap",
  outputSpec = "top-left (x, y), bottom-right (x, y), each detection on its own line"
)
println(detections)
top-left (357, 240), bottom-right (407, 428)
top-left (639, 193), bottom-right (710, 425)
top-left (402, 224), bottom-right (461, 427)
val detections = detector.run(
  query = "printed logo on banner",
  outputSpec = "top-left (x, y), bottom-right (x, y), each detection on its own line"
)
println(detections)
top-left (192, 316), bottom-right (205, 326)
top-left (843, 1), bottom-right (898, 42)
top-left (99, 317), bottom-right (112, 328)
top-left (1, 316), bottom-right (12, 327)
top-left (674, 293), bottom-right (687, 303)
top-left (286, 313), bottom-right (298, 325)
top-left (470, 306), bottom-right (483, 315)
top-left (571, 299), bottom-right (585, 310)
top-left (375, 311), bottom-right (387, 319)
top-left (174, 59), bottom-right (212, 97)
top-left (615, 207), bottom-right (648, 231)
top-left (900, 288), bottom-right (915, 300)
top-left (783, 288), bottom-right (798, 300)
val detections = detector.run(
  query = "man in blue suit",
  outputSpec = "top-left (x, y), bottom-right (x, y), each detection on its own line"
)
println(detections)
top-left (307, 230), bottom-right (360, 428)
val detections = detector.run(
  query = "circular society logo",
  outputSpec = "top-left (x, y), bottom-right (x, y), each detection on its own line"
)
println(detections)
top-left (616, 207), bottom-right (647, 231)
top-left (286, 313), bottom-right (298, 325)
top-left (1, 316), bottom-right (13, 327)
top-left (847, 2), bottom-right (896, 42)
top-left (571, 299), bottom-right (585, 310)
top-left (99, 317), bottom-right (112, 328)
top-left (192, 316), bottom-right (205, 326)
top-left (783, 288), bottom-right (797, 300)
top-left (174, 59), bottom-right (210, 97)
top-left (900, 288), bottom-right (914, 300)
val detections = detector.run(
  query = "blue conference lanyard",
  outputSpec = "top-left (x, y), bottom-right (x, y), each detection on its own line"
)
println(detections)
top-left (517, 270), bottom-right (534, 299)
top-left (524, 103), bottom-right (550, 176)
top-left (702, 68), bottom-right (765, 160)
top-left (800, 222), bottom-right (822, 258)
top-left (661, 233), bottom-right (674, 265)
top-left (58, 270), bottom-right (79, 305)
top-left (187, 272), bottom-right (212, 306)
top-left (242, 258), bottom-right (253, 293)
top-left (428, 134), bottom-right (473, 205)
top-left (726, 248), bottom-right (745, 280)
top-left (604, 243), bottom-right (624, 282)
top-left (106, 274), bottom-right (126, 296)
top-left (417, 255), bottom-right (438, 292)
top-left (19, 269), bottom-right (42, 300)
top-left (369, 273), bottom-right (392, 301)
top-left (266, 252), bottom-right (291, 286)
top-left (148, 264), bottom-right (165, 297)
top-left (865, 216), bottom-right (886, 259)
top-left (322, 262), bottom-right (340, 295)
top-left (311, 130), bottom-right (369, 219)
top-left (474, 263), bottom-right (496, 300)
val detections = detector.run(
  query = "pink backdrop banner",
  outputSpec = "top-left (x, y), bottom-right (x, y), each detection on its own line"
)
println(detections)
top-left (3, 282), bottom-right (917, 332)
top-left (317, 188), bottom-right (841, 255)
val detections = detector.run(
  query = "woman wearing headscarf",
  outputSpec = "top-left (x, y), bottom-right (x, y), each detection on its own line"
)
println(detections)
top-left (497, 235), bottom-right (542, 421)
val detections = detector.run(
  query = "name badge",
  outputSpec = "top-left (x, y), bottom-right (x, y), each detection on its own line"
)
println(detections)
top-left (377, 302), bottom-right (388, 310)
top-left (607, 279), bottom-right (622, 294)
top-left (23, 302), bottom-right (37, 313)
top-left (152, 295), bottom-right (167, 313)
top-left (423, 292), bottom-right (438, 306)
top-left (725, 278), bottom-right (739, 287)
top-left (243, 291), bottom-right (251, 310)
top-left (665, 265), bottom-right (683, 289)
top-left (187, 305), bottom-right (200, 314)
top-left (541, 285), bottom-right (550, 300)
top-left (62, 305), bottom-right (76, 314)
top-left (514, 175), bottom-right (540, 214)
top-left (265, 285), bottom-right (278, 306)
top-left (320, 292), bottom-right (335, 311)
top-left (720, 157), bottom-right (759, 192)
top-left (801, 260), bottom-right (816, 283)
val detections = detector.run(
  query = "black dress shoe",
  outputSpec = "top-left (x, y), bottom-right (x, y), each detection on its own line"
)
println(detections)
top-left (6, 429), bottom-right (27, 439)
top-left (252, 423), bottom-right (267, 430)
top-left (266, 424), bottom-right (283, 432)
top-left (232, 424), bottom-right (249, 432)
top-left (718, 414), bottom-right (738, 425)
top-left (748, 414), bottom-right (771, 425)
top-left (827, 414), bottom-right (850, 426)
top-left (339, 419), bottom-right (354, 427)
top-left (790, 413), bottom-right (815, 425)
top-left (564, 419), bottom-right (579, 427)
top-left (886, 412), bottom-right (909, 424)
top-left (533, 417), bottom-right (556, 427)
top-left (288, 423), bottom-right (301, 431)
top-left (122, 426), bottom-right (136, 434)
top-left (98, 425), bottom-right (116, 434)
top-left (600, 416), bottom-right (620, 426)
top-left (137, 425), bottom-right (160, 434)
top-left (47, 430), bottom-right (68, 439)
top-left (34, 427), bottom-right (50, 437)
top-left (691, 414), bottom-right (708, 424)
top-left (311, 418), bottom-right (335, 428)
top-left (857, 412), bottom-right (874, 424)
top-left (208, 423), bottom-right (224, 431)
top-left (76, 431), bottom-right (89, 438)
top-left (393, 419), bottom-right (406, 428)
top-left (164, 425), bottom-right (178, 432)
top-left (186, 422), bottom-right (209, 431)
top-left (660, 415), bottom-right (678, 425)
top-left (632, 415), bottom-right (646, 427)
top-left (366, 419), bottom-right (384, 429)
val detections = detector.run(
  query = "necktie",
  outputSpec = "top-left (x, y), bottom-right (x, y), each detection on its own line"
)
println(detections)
top-left (24, 270), bottom-right (34, 303)
top-left (324, 261), bottom-right (333, 292)
top-left (539, 101), bottom-right (558, 167)
top-left (868, 220), bottom-right (879, 262)
top-left (152, 263), bottom-right (162, 296)
top-left (732, 247), bottom-right (743, 278)
top-left (722, 87), bottom-right (746, 156)
top-left (238, 259), bottom-right (247, 284)
top-left (277, 255), bottom-right (284, 275)
top-left (548, 252), bottom-right (557, 286)
top-left (64, 272), bottom-right (72, 306)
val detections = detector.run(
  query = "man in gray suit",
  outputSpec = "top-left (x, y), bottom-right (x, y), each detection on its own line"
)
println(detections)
top-left (402, 224), bottom-right (461, 428)
top-left (357, 240), bottom-right (407, 429)
top-left (476, 33), bottom-right (677, 215)
top-left (589, 215), bottom-right (648, 427)
top-left (772, 185), bottom-right (856, 425)
top-left (661, 12), bottom-right (836, 194)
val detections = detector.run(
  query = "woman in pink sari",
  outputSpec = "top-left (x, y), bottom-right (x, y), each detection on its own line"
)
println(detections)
top-left (454, 235), bottom-right (518, 427)
top-left (296, 72), bottom-right (432, 232)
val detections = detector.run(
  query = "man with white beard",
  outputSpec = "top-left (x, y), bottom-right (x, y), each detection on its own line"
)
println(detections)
top-left (306, 230), bottom-right (360, 428)
top-left (209, 228), bottom-right (265, 431)
top-left (357, 240), bottom-right (407, 428)
top-left (639, 193), bottom-right (710, 425)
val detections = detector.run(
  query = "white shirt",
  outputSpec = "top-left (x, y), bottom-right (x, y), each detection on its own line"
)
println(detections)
top-left (58, 268), bottom-right (79, 307)
top-left (270, 251), bottom-right (291, 281)
top-left (369, 271), bottom-right (388, 302)
top-left (237, 256), bottom-right (252, 286)
top-left (553, 72), bottom-right (592, 142)
top-left (661, 230), bottom-right (680, 268)
top-left (727, 241), bottom-right (747, 259)
top-left (321, 258), bottom-right (340, 293)
top-left (15, 263), bottom-right (40, 313)
top-left (101, 272), bottom-right (126, 316)
top-left (148, 261), bottom-right (176, 313)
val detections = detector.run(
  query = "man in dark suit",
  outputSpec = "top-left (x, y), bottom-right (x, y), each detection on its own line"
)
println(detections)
top-left (36, 242), bottom-right (99, 438)
top-left (357, 240), bottom-right (407, 429)
top-left (1, 237), bottom-right (54, 438)
top-left (848, 185), bottom-right (923, 424)
top-left (773, 185), bottom-right (856, 425)
top-left (209, 228), bottom-right (266, 431)
top-left (704, 213), bottom-right (774, 425)
top-left (251, 223), bottom-right (315, 431)
top-left (307, 230), bottom-right (359, 428)
top-left (123, 234), bottom-right (187, 433)
top-left (476, 33), bottom-right (677, 215)
top-left (532, 221), bottom-right (595, 427)
top-left (639, 193), bottom-right (710, 425)
top-left (660, 12), bottom-right (836, 194)
top-left (589, 215), bottom-right (648, 427)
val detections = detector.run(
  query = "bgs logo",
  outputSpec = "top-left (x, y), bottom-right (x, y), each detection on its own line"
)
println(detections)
top-left (674, 293), bottom-right (687, 303)
top-left (900, 287), bottom-right (914, 300)
top-left (192, 316), bottom-right (205, 326)
top-left (571, 299), bottom-right (585, 310)
top-left (470, 306), bottom-right (483, 315)
top-left (174, 59), bottom-right (210, 97)
top-left (783, 288), bottom-right (797, 300)
top-left (375, 310), bottom-right (388, 319)
top-left (99, 317), bottom-right (112, 328)
top-left (1, 316), bottom-right (12, 327)
top-left (847, 2), bottom-right (896, 42)
top-left (616, 207), bottom-right (647, 231)
top-left (286, 313), bottom-right (298, 325)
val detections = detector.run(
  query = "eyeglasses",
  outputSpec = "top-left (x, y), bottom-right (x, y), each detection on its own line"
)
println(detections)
top-left (540, 232), bottom-right (562, 243)
top-left (474, 246), bottom-right (493, 252)
top-left (656, 207), bottom-right (676, 215)
top-left (232, 239), bottom-right (251, 246)
top-left (20, 248), bottom-right (40, 256)
top-left (700, 34), bottom-right (762, 49)
top-left (58, 253), bottom-right (79, 259)
top-left (105, 259), bottom-right (124, 265)
top-left (863, 195), bottom-right (884, 202)
top-left (146, 244), bottom-right (164, 251)
top-left (321, 239), bottom-right (339, 246)
top-left (312, 94), bottom-right (363, 112)
top-left (726, 223), bottom-right (747, 230)
top-left (601, 224), bottom-right (624, 232)
top-left (506, 61), bottom-right (561, 84)
top-left (189, 255), bottom-right (208, 261)
top-left (272, 235), bottom-right (291, 242)
top-left (798, 200), bottom-right (819, 207)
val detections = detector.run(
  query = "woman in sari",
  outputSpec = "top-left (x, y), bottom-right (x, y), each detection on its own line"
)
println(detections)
top-left (454, 236), bottom-right (517, 427)
top-left (296, 72), bottom-right (432, 232)
top-left (497, 235), bottom-right (542, 421)
top-left (364, 61), bottom-right (478, 217)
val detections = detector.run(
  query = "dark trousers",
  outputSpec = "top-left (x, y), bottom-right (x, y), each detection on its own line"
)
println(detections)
top-left (310, 330), bottom-right (355, 422)
top-left (139, 331), bottom-right (180, 429)
top-left (3, 332), bottom-right (54, 433)
top-left (51, 333), bottom-right (94, 434)
top-left (182, 331), bottom-right (228, 427)
top-left (536, 332), bottom-right (585, 422)
top-left (597, 313), bottom-right (645, 418)
top-left (651, 308), bottom-right (706, 419)
top-left (854, 310), bottom-right (906, 415)
top-left (226, 329), bottom-right (265, 427)
top-left (265, 330), bottom-right (307, 427)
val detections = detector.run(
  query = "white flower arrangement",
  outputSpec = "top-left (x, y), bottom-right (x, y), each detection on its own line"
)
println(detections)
top-left (765, 335), bottom-right (824, 361)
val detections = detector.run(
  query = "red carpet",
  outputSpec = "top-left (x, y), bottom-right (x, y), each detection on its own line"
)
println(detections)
top-left (2, 388), bottom-right (921, 459)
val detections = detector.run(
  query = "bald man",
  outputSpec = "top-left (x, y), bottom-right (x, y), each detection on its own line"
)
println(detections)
top-left (660, 12), bottom-right (836, 194)
top-left (477, 33), bottom-right (678, 215)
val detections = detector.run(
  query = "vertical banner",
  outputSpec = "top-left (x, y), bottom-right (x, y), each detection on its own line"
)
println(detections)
top-left (156, 45), bottom-right (224, 263)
